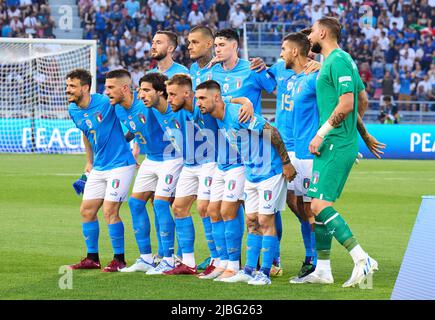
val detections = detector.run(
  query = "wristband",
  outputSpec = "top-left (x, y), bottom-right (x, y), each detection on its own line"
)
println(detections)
top-left (317, 121), bottom-right (334, 138)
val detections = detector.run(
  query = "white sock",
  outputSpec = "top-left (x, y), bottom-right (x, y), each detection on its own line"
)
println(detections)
top-left (349, 245), bottom-right (367, 264)
top-left (316, 259), bottom-right (331, 272)
top-left (140, 254), bottom-right (153, 264)
top-left (218, 259), bottom-right (228, 270)
top-left (182, 253), bottom-right (196, 268)
top-left (227, 260), bottom-right (240, 272)
top-left (211, 257), bottom-right (220, 266)
top-left (163, 256), bottom-right (174, 267)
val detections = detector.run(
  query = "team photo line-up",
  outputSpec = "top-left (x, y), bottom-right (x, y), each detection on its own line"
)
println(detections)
top-left (66, 17), bottom-right (386, 287)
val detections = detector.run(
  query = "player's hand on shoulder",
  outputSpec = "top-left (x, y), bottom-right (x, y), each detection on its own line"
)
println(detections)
top-left (206, 56), bottom-right (224, 69)
top-left (249, 57), bottom-right (267, 72)
top-left (283, 163), bottom-right (297, 182)
top-left (238, 102), bottom-right (254, 123)
top-left (309, 134), bottom-right (323, 156)
top-left (303, 59), bottom-right (321, 74)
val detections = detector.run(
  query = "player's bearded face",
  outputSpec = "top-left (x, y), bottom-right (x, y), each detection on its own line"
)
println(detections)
top-left (167, 85), bottom-right (186, 112)
top-left (66, 79), bottom-right (85, 104)
top-left (195, 89), bottom-right (213, 114)
top-left (308, 24), bottom-right (322, 54)
top-left (280, 41), bottom-right (295, 69)
top-left (104, 79), bottom-right (124, 105)
top-left (151, 35), bottom-right (170, 61)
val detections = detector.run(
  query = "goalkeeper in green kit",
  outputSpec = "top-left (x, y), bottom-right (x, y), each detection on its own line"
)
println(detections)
top-left (294, 17), bottom-right (381, 287)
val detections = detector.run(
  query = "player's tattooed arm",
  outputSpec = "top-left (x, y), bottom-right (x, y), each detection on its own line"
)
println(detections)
top-left (83, 135), bottom-right (93, 173)
top-left (264, 122), bottom-right (297, 181)
top-left (125, 131), bottom-right (135, 143)
top-left (310, 93), bottom-right (354, 156)
top-left (327, 92), bottom-right (354, 127)
top-left (357, 115), bottom-right (386, 159)
top-left (329, 111), bottom-right (346, 127)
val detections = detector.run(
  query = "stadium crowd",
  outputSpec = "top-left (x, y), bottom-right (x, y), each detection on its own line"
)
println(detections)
top-left (1, 0), bottom-right (434, 110)
top-left (0, 0), bottom-right (55, 38)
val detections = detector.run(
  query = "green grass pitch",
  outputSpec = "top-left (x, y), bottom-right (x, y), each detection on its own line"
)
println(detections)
top-left (0, 154), bottom-right (433, 300)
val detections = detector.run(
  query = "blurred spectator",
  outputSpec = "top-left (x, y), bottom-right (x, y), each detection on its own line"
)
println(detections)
top-left (398, 71), bottom-right (413, 111)
top-left (188, 8), bottom-right (205, 26)
top-left (229, 5), bottom-right (246, 31)
top-left (216, 0), bottom-right (231, 29)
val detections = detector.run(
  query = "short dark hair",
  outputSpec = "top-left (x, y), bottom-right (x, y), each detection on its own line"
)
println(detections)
top-left (166, 74), bottom-right (192, 90)
top-left (196, 80), bottom-right (221, 92)
top-left (156, 30), bottom-right (178, 48)
top-left (105, 69), bottom-right (131, 80)
top-left (215, 29), bottom-right (239, 46)
top-left (383, 95), bottom-right (392, 102)
top-left (317, 16), bottom-right (342, 41)
top-left (189, 25), bottom-right (214, 39)
top-left (283, 32), bottom-right (311, 57)
top-left (139, 73), bottom-right (168, 99)
top-left (66, 68), bottom-right (92, 89)
top-left (300, 27), bottom-right (312, 36)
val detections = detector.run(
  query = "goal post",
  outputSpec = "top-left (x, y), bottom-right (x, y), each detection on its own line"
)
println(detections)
top-left (0, 38), bottom-right (97, 153)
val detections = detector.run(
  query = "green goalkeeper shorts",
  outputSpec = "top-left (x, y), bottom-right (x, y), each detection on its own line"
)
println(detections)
top-left (307, 140), bottom-right (358, 202)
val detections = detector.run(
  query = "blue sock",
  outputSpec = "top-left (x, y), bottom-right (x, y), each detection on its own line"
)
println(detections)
top-left (274, 211), bottom-right (282, 264)
top-left (203, 217), bottom-right (219, 259)
top-left (311, 230), bottom-right (317, 266)
top-left (154, 199), bottom-right (175, 258)
top-left (245, 233), bottom-right (262, 273)
top-left (260, 235), bottom-right (278, 277)
top-left (128, 197), bottom-right (151, 255)
top-left (301, 220), bottom-right (313, 263)
top-left (211, 220), bottom-right (228, 261)
top-left (224, 218), bottom-right (242, 262)
top-left (82, 220), bottom-right (99, 254)
top-left (176, 236), bottom-right (182, 257)
top-left (152, 203), bottom-right (164, 257)
top-left (174, 216), bottom-right (195, 254)
top-left (108, 221), bottom-right (124, 255)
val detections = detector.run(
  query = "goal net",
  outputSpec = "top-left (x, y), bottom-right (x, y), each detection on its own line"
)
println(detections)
top-left (0, 38), bottom-right (96, 153)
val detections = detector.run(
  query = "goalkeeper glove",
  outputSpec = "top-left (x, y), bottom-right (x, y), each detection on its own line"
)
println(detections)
top-left (72, 172), bottom-right (89, 195)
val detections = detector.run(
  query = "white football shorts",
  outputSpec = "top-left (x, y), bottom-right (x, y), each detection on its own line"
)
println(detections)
top-left (210, 165), bottom-right (245, 203)
top-left (83, 164), bottom-right (136, 202)
top-left (132, 157), bottom-right (184, 197)
top-left (175, 162), bottom-right (217, 200)
top-left (244, 173), bottom-right (287, 215)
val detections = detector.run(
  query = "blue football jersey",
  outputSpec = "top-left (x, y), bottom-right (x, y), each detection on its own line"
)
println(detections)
top-left (148, 62), bottom-right (189, 78)
top-left (152, 103), bottom-right (214, 166)
top-left (216, 103), bottom-right (283, 183)
top-left (68, 93), bottom-right (135, 171)
top-left (268, 60), bottom-right (296, 152)
top-left (211, 59), bottom-right (276, 114)
top-left (290, 72), bottom-right (319, 159)
top-left (190, 62), bottom-right (215, 91)
top-left (114, 92), bottom-right (172, 161)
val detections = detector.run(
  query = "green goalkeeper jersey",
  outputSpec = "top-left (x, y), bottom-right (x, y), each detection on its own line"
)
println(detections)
top-left (316, 48), bottom-right (365, 149)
